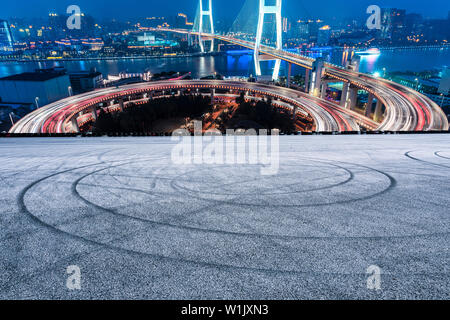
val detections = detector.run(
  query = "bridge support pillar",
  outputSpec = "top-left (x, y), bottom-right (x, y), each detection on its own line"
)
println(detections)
top-left (91, 108), bottom-right (98, 121)
top-left (287, 62), bottom-right (292, 88)
top-left (197, 0), bottom-right (214, 53)
top-left (210, 88), bottom-right (215, 101)
top-left (349, 56), bottom-right (361, 72)
top-left (348, 87), bottom-right (358, 110)
top-left (320, 82), bottom-right (328, 99)
top-left (292, 106), bottom-right (298, 122)
top-left (374, 99), bottom-right (383, 122)
top-left (254, 0), bottom-right (282, 81)
top-left (304, 69), bottom-right (310, 93)
top-left (309, 58), bottom-right (325, 97)
top-left (365, 93), bottom-right (374, 117)
top-left (119, 98), bottom-right (124, 112)
top-left (340, 82), bottom-right (350, 108)
top-left (71, 117), bottom-right (79, 133)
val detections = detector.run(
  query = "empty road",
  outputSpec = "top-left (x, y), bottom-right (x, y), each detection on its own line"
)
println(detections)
top-left (0, 135), bottom-right (449, 299)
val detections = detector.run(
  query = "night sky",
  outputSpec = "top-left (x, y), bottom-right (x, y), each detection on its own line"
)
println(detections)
top-left (2, 0), bottom-right (449, 20)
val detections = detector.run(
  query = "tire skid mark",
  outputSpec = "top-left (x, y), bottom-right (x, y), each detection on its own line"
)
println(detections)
top-left (170, 158), bottom-right (397, 208)
top-left (15, 155), bottom-right (450, 276)
top-left (405, 151), bottom-right (450, 169)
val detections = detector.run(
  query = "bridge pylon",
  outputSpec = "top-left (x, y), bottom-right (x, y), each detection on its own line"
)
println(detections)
top-left (254, 0), bottom-right (283, 81)
top-left (308, 58), bottom-right (325, 97)
top-left (197, 0), bottom-right (214, 53)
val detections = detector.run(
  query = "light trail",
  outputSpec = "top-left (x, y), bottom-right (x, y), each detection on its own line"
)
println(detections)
top-left (10, 80), bottom-right (365, 134)
top-left (9, 30), bottom-right (448, 134)
top-left (155, 28), bottom-right (448, 132)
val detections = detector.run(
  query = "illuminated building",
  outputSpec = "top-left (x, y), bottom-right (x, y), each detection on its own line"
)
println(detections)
top-left (439, 67), bottom-right (450, 96)
top-left (317, 25), bottom-right (331, 45)
top-left (380, 8), bottom-right (406, 41)
top-left (127, 33), bottom-right (178, 49)
top-left (0, 20), bottom-right (14, 54)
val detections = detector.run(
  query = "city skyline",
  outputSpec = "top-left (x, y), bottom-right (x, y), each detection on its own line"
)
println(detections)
top-left (1, 0), bottom-right (449, 20)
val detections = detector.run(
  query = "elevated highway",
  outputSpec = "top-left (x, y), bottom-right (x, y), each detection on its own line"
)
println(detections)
top-left (9, 31), bottom-right (448, 134)
top-left (157, 28), bottom-right (448, 132)
top-left (9, 80), bottom-right (379, 134)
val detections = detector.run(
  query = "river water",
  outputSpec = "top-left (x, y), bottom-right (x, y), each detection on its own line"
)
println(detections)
top-left (0, 47), bottom-right (449, 79)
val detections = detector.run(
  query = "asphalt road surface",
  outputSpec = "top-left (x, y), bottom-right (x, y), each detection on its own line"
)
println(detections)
top-left (0, 135), bottom-right (449, 299)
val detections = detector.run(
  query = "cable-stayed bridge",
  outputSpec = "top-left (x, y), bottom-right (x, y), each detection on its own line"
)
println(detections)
top-left (8, 0), bottom-right (449, 134)
top-left (161, 0), bottom-right (448, 132)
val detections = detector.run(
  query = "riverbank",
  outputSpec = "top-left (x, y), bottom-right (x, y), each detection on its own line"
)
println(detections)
top-left (1, 46), bottom-right (449, 79)
top-left (0, 51), bottom-right (224, 63)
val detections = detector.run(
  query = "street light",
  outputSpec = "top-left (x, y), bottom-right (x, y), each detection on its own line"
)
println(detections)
top-left (440, 93), bottom-right (445, 107)
top-left (9, 112), bottom-right (15, 126)
top-left (35, 97), bottom-right (40, 109)
top-left (68, 86), bottom-right (73, 96)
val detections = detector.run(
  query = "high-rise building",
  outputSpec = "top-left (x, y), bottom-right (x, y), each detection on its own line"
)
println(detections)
top-left (317, 25), bottom-right (331, 46)
top-left (405, 13), bottom-right (423, 32)
top-left (308, 20), bottom-right (323, 42)
top-left (439, 67), bottom-right (450, 95)
top-left (292, 20), bottom-right (325, 42)
top-left (282, 17), bottom-right (290, 34)
top-left (293, 20), bottom-right (309, 41)
top-left (48, 12), bottom-right (63, 29)
top-left (422, 18), bottom-right (450, 43)
top-left (380, 8), bottom-right (406, 42)
top-left (47, 12), bottom-right (65, 39)
top-left (0, 20), bottom-right (14, 54)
